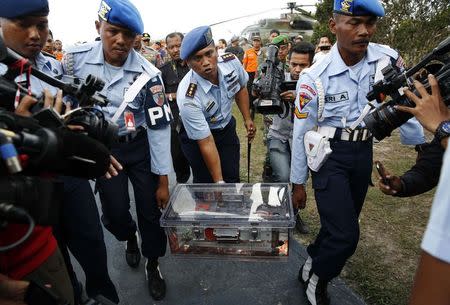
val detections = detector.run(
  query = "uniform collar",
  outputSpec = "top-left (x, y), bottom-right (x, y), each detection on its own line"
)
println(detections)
top-left (328, 43), bottom-right (383, 76)
top-left (35, 52), bottom-right (53, 72)
top-left (86, 41), bottom-right (143, 73)
top-left (366, 43), bottom-right (386, 63)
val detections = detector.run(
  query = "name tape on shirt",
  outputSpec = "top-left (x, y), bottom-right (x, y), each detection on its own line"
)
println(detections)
top-left (145, 77), bottom-right (172, 129)
top-left (325, 92), bottom-right (349, 103)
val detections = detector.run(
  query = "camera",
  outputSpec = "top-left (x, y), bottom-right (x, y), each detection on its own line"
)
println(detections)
top-left (252, 45), bottom-right (296, 115)
top-left (63, 107), bottom-right (118, 149)
top-left (319, 45), bottom-right (331, 51)
top-left (363, 36), bottom-right (450, 141)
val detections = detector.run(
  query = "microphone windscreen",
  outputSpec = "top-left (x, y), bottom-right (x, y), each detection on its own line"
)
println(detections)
top-left (54, 128), bottom-right (111, 178)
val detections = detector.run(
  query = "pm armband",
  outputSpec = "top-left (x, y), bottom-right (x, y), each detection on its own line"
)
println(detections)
top-left (144, 76), bottom-right (173, 129)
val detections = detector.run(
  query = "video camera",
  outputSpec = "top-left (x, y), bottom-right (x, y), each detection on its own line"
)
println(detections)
top-left (0, 36), bottom-right (108, 109)
top-left (363, 36), bottom-right (450, 141)
top-left (0, 36), bottom-right (118, 147)
top-left (252, 45), bottom-right (296, 115)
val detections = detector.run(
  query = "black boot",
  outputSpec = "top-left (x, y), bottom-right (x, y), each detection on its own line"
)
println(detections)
top-left (306, 273), bottom-right (330, 305)
top-left (146, 259), bottom-right (166, 301)
top-left (125, 232), bottom-right (141, 268)
top-left (295, 214), bottom-right (310, 234)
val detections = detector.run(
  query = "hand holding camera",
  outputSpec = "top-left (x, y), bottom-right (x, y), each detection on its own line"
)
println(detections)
top-left (396, 74), bottom-right (450, 134)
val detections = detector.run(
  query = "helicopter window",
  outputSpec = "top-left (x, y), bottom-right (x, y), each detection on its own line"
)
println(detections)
top-left (289, 20), bottom-right (313, 30)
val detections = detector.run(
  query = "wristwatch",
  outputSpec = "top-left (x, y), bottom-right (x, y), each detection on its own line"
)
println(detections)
top-left (434, 120), bottom-right (450, 143)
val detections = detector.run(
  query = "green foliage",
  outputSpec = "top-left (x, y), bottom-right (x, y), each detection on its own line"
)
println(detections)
top-left (311, 0), bottom-right (335, 45)
top-left (312, 0), bottom-right (450, 65)
top-left (375, 0), bottom-right (450, 65)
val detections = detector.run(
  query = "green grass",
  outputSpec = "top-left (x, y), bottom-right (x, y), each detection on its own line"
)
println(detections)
top-left (233, 105), bottom-right (434, 305)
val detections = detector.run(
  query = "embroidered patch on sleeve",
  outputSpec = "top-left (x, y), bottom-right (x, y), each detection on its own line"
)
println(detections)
top-left (299, 92), bottom-right (312, 110)
top-left (300, 84), bottom-right (316, 96)
top-left (294, 106), bottom-right (308, 119)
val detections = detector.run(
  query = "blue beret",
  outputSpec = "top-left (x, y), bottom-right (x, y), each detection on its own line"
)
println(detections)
top-left (0, 0), bottom-right (49, 18)
top-left (334, 0), bottom-right (384, 17)
top-left (98, 0), bottom-right (144, 34)
top-left (180, 26), bottom-right (213, 61)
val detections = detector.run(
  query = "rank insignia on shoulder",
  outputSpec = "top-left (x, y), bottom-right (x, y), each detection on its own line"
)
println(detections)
top-left (186, 83), bottom-right (197, 98)
top-left (221, 53), bottom-right (235, 62)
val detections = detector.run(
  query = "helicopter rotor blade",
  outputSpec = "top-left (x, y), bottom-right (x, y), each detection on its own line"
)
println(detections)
top-left (209, 8), bottom-right (279, 27)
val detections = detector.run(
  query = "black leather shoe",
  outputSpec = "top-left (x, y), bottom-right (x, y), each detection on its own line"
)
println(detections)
top-left (146, 259), bottom-right (166, 301)
top-left (125, 233), bottom-right (141, 268)
top-left (295, 214), bottom-right (310, 234)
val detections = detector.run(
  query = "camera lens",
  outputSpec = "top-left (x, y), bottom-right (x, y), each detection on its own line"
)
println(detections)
top-left (364, 97), bottom-right (414, 141)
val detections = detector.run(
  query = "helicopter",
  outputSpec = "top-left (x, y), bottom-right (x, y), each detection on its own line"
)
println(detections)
top-left (210, 2), bottom-right (318, 44)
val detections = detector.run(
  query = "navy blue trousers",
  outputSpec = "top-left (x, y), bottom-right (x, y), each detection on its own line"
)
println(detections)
top-left (180, 117), bottom-right (240, 183)
top-left (307, 139), bottom-right (373, 281)
top-left (96, 133), bottom-right (167, 259)
top-left (55, 176), bottom-right (119, 303)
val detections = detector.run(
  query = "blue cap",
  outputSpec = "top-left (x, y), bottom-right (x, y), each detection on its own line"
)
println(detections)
top-left (180, 26), bottom-right (213, 60)
top-left (0, 0), bottom-right (49, 18)
top-left (98, 0), bottom-right (144, 34)
top-left (334, 0), bottom-right (384, 17)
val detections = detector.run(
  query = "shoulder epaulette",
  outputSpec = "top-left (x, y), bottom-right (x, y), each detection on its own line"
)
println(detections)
top-left (371, 43), bottom-right (398, 59)
top-left (42, 51), bottom-right (56, 59)
top-left (221, 53), bottom-right (236, 62)
top-left (66, 43), bottom-right (94, 54)
top-left (185, 83), bottom-right (197, 98)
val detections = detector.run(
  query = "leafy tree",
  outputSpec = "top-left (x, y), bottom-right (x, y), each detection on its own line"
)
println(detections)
top-left (311, 0), bottom-right (335, 45)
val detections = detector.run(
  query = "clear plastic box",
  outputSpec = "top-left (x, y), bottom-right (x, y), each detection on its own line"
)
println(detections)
top-left (160, 183), bottom-right (295, 260)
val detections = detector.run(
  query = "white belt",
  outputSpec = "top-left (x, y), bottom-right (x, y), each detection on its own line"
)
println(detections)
top-left (317, 126), bottom-right (372, 142)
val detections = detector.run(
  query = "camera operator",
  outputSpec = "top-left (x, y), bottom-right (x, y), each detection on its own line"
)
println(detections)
top-left (264, 42), bottom-right (315, 234)
top-left (385, 74), bottom-right (450, 304)
top-left (0, 0), bottom-right (120, 304)
top-left (312, 36), bottom-right (332, 64)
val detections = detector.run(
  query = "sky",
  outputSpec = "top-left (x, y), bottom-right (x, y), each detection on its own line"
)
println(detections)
top-left (48, 0), bottom-right (317, 47)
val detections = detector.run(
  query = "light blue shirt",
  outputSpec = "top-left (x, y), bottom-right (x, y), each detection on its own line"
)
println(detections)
top-left (421, 146), bottom-right (450, 263)
top-left (176, 54), bottom-right (248, 140)
top-left (62, 42), bottom-right (172, 175)
top-left (290, 43), bottom-right (426, 184)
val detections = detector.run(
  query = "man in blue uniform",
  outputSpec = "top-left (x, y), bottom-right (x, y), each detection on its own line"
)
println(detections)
top-left (176, 26), bottom-right (255, 183)
top-left (290, 1), bottom-right (425, 304)
top-left (62, 0), bottom-right (172, 301)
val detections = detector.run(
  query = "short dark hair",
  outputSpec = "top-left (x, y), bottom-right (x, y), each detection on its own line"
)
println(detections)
top-left (165, 32), bottom-right (184, 44)
top-left (289, 42), bottom-right (315, 65)
top-left (218, 39), bottom-right (227, 46)
top-left (270, 29), bottom-right (280, 35)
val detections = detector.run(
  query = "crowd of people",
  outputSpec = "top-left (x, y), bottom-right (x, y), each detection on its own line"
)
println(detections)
top-left (0, 0), bottom-right (449, 305)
